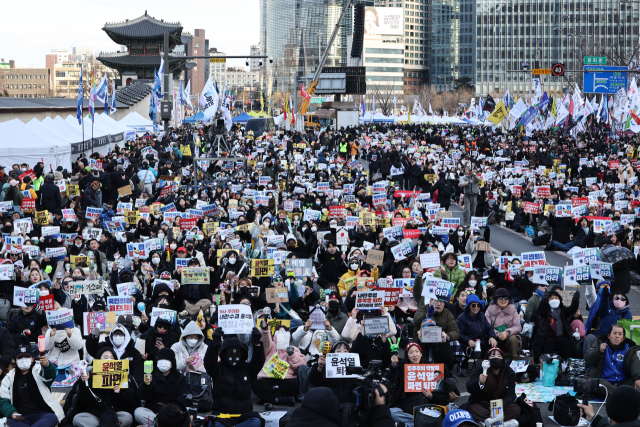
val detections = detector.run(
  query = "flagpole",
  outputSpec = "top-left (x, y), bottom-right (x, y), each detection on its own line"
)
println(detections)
top-left (82, 104), bottom-right (85, 157)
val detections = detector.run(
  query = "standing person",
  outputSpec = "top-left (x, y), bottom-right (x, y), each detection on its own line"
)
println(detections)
top-left (459, 167), bottom-right (481, 227)
top-left (37, 173), bottom-right (62, 213)
top-left (431, 172), bottom-right (455, 209)
top-left (0, 346), bottom-right (64, 427)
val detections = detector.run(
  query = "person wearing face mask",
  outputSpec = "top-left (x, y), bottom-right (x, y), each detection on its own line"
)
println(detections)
top-left (170, 321), bottom-right (208, 374)
top-left (531, 287), bottom-right (580, 362)
top-left (7, 301), bottom-right (46, 349)
top-left (464, 348), bottom-right (520, 423)
top-left (450, 226), bottom-right (469, 254)
top-left (204, 327), bottom-right (265, 426)
top-left (43, 320), bottom-right (83, 367)
top-left (584, 284), bottom-right (632, 351)
top-left (139, 317), bottom-right (179, 363)
top-left (455, 294), bottom-right (498, 373)
top-left (216, 252), bottom-right (248, 288)
top-left (317, 240), bottom-right (347, 289)
top-left (95, 325), bottom-right (144, 384)
top-left (325, 292), bottom-right (348, 335)
top-left (338, 257), bottom-right (379, 297)
top-left (0, 346), bottom-right (64, 427)
top-left (134, 348), bottom-right (190, 427)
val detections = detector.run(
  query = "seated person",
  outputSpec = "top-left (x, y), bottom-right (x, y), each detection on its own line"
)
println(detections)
top-left (307, 341), bottom-right (355, 403)
top-left (0, 345), bottom-right (64, 427)
top-left (525, 282), bottom-right (548, 322)
top-left (484, 288), bottom-right (522, 357)
top-left (43, 323), bottom-right (83, 367)
top-left (584, 282), bottom-right (632, 350)
top-left (7, 302), bottom-right (46, 349)
top-left (252, 320), bottom-right (306, 407)
top-left (139, 316), bottom-right (179, 362)
top-left (96, 325), bottom-right (144, 384)
top-left (412, 296), bottom-right (460, 373)
top-left (68, 347), bottom-right (137, 427)
top-left (204, 327), bottom-right (265, 427)
top-left (584, 324), bottom-right (640, 397)
top-left (170, 320), bottom-right (208, 374)
top-left (455, 294), bottom-right (497, 371)
top-left (134, 348), bottom-right (190, 426)
top-left (463, 348), bottom-right (520, 423)
top-left (292, 318), bottom-right (341, 363)
top-left (532, 288), bottom-right (579, 362)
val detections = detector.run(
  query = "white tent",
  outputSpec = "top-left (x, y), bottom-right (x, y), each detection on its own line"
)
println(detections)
top-left (24, 119), bottom-right (72, 171)
top-left (119, 111), bottom-right (154, 134)
top-left (61, 115), bottom-right (114, 156)
top-left (0, 119), bottom-right (62, 170)
top-left (38, 117), bottom-right (90, 160)
top-left (94, 114), bottom-right (129, 148)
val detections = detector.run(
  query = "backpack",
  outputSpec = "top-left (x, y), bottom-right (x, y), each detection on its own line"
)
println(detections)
top-left (524, 225), bottom-right (535, 237)
top-left (439, 180), bottom-right (453, 198)
top-left (548, 394), bottom-right (580, 426)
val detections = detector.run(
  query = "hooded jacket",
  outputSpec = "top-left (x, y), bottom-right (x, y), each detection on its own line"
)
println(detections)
top-left (286, 386), bottom-right (340, 427)
top-left (455, 295), bottom-right (497, 345)
top-left (139, 320), bottom-right (179, 363)
top-left (43, 326), bottom-right (83, 367)
top-left (257, 328), bottom-right (307, 380)
top-left (585, 290), bottom-right (632, 336)
top-left (204, 337), bottom-right (265, 415)
top-left (292, 327), bottom-right (341, 362)
top-left (136, 347), bottom-right (190, 413)
top-left (104, 324), bottom-right (144, 383)
top-left (170, 320), bottom-right (208, 373)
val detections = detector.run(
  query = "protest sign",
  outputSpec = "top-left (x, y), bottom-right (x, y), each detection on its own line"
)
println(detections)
top-left (404, 364), bottom-right (445, 392)
top-left (475, 241), bottom-right (491, 252)
top-left (117, 185), bottom-right (132, 196)
top-left (262, 353), bottom-right (290, 380)
top-left (355, 291), bottom-right (384, 310)
top-left (363, 316), bottom-right (390, 335)
top-left (309, 306), bottom-right (326, 330)
top-left (107, 296), bottom-right (134, 316)
top-left (92, 359), bottom-right (129, 389)
top-left (420, 252), bottom-right (441, 269)
top-left (564, 265), bottom-right (591, 287)
top-left (326, 353), bottom-right (361, 378)
top-left (284, 258), bottom-right (313, 277)
top-left (149, 308), bottom-right (177, 327)
top-left (72, 280), bottom-right (103, 295)
top-left (35, 210), bottom-right (50, 225)
top-left (394, 278), bottom-right (415, 297)
top-left (83, 312), bottom-right (117, 335)
top-left (46, 308), bottom-right (74, 328)
top-left (38, 294), bottom-right (54, 312)
top-left (383, 226), bottom-right (404, 240)
top-left (218, 305), bottom-right (254, 334)
top-left (0, 264), bottom-right (13, 281)
top-left (376, 287), bottom-right (402, 306)
top-left (532, 266), bottom-right (562, 287)
top-left (116, 282), bottom-right (138, 297)
top-left (589, 261), bottom-right (615, 281)
top-left (251, 259), bottom-right (275, 277)
top-left (265, 288), bottom-right (289, 303)
top-left (458, 254), bottom-right (472, 272)
top-left (391, 241), bottom-right (413, 260)
top-left (4, 236), bottom-right (23, 253)
top-left (365, 250), bottom-right (384, 266)
top-left (421, 278), bottom-right (454, 302)
top-left (181, 267), bottom-right (210, 284)
top-left (13, 288), bottom-right (38, 307)
top-left (521, 251), bottom-right (546, 271)
top-left (126, 243), bottom-right (147, 259)
top-left (86, 207), bottom-right (102, 220)
top-left (470, 217), bottom-right (488, 228)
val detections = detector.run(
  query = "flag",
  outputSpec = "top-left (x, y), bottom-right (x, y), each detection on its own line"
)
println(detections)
top-left (105, 91), bottom-right (109, 115)
top-left (158, 57), bottom-right (165, 94)
top-left (538, 92), bottom-right (550, 111)
top-left (301, 84), bottom-right (310, 102)
top-left (283, 94), bottom-right (288, 122)
top-left (153, 67), bottom-right (163, 100)
top-left (149, 91), bottom-right (156, 121)
top-left (184, 80), bottom-right (193, 108)
top-left (88, 69), bottom-right (95, 123)
top-left (429, 103), bottom-right (433, 115)
top-left (372, 95), bottom-right (376, 118)
top-left (199, 77), bottom-right (220, 120)
top-left (393, 94), bottom-right (397, 113)
top-left (110, 80), bottom-right (117, 114)
top-left (483, 95), bottom-right (496, 112)
top-left (220, 84), bottom-right (232, 131)
top-left (551, 97), bottom-right (557, 117)
top-left (599, 95), bottom-right (609, 123)
top-left (95, 74), bottom-right (108, 103)
top-left (76, 68), bottom-right (83, 125)
top-left (487, 100), bottom-right (509, 125)
top-left (232, 89), bottom-right (237, 111)
top-left (361, 98), bottom-right (365, 116)
top-left (290, 95), bottom-right (295, 125)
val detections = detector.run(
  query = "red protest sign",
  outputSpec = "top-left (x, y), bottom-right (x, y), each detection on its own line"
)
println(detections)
top-left (159, 185), bottom-right (174, 198)
top-left (19, 170), bottom-right (37, 182)
top-left (181, 218), bottom-right (197, 230)
top-left (21, 198), bottom-right (36, 211)
top-left (394, 191), bottom-right (416, 198)
top-left (404, 364), bottom-right (445, 392)
top-left (609, 161), bottom-right (620, 170)
top-left (39, 294), bottom-right (55, 311)
top-left (523, 202), bottom-right (540, 214)
top-left (392, 217), bottom-right (409, 227)
top-left (512, 185), bottom-right (522, 197)
top-left (403, 229), bottom-right (421, 239)
top-left (375, 287), bottom-right (401, 307)
top-left (329, 206), bottom-right (346, 217)
top-left (571, 197), bottom-right (589, 208)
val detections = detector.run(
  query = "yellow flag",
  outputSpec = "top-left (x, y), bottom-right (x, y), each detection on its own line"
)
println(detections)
top-left (551, 97), bottom-right (557, 117)
top-left (261, 92), bottom-right (265, 112)
top-left (487, 100), bottom-right (508, 125)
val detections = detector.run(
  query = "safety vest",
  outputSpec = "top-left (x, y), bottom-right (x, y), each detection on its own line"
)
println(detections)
top-left (339, 141), bottom-right (348, 153)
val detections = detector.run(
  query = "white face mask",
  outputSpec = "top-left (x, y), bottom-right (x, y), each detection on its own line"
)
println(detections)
top-left (350, 263), bottom-right (358, 270)
top-left (170, 244), bottom-right (177, 250)
top-left (112, 335), bottom-right (125, 347)
top-left (152, 258), bottom-right (160, 265)
top-left (39, 290), bottom-right (49, 296)
top-left (468, 280), bottom-right (477, 287)
top-left (228, 257), bottom-right (237, 265)
top-left (17, 358), bottom-right (31, 371)
top-left (549, 299), bottom-right (561, 309)
top-left (458, 231), bottom-right (464, 236)
top-left (158, 233), bottom-right (165, 239)
top-left (311, 226), bottom-right (317, 232)
top-left (186, 338), bottom-right (199, 347)
top-left (157, 360), bottom-right (172, 372)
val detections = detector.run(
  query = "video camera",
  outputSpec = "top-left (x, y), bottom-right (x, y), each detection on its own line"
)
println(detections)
top-left (347, 360), bottom-right (393, 427)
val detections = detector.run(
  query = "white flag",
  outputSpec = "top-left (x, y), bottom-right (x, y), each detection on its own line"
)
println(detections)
top-left (555, 101), bottom-right (570, 125)
top-left (393, 94), bottom-right (397, 113)
top-left (184, 80), bottom-right (193, 108)
top-left (220, 84), bottom-right (232, 131)
top-left (429, 103), bottom-right (433, 115)
top-left (199, 77), bottom-right (220, 120)
top-left (95, 75), bottom-right (108, 104)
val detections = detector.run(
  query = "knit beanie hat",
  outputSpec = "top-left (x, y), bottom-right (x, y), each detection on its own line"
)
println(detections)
top-left (606, 385), bottom-right (640, 423)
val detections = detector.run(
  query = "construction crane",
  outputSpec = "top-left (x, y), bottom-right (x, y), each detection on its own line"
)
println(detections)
top-left (299, 0), bottom-right (355, 116)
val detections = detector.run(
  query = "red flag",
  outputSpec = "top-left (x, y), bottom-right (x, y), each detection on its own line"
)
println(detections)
top-left (300, 84), bottom-right (310, 101)
top-left (569, 98), bottom-right (574, 116)
top-left (630, 110), bottom-right (640, 125)
top-left (283, 93), bottom-right (287, 122)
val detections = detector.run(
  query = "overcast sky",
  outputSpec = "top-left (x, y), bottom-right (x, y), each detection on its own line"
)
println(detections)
top-left (2, 0), bottom-right (259, 70)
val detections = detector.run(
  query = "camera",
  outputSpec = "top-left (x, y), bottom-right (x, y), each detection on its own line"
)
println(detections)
top-left (574, 378), bottom-right (599, 405)
top-left (347, 360), bottom-right (392, 427)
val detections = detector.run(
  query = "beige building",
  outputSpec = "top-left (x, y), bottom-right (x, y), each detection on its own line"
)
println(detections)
top-left (0, 68), bottom-right (50, 98)
top-left (51, 60), bottom-right (116, 98)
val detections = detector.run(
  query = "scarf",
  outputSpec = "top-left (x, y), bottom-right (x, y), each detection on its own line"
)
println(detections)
top-left (550, 307), bottom-right (564, 337)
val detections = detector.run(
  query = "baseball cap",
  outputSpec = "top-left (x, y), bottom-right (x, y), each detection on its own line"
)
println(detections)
top-left (177, 247), bottom-right (187, 253)
top-left (442, 410), bottom-right (477, 427)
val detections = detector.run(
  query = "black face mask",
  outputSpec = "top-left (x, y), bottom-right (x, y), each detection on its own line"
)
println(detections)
top-left (489, 358), bottom-right (504, 369)
top-left (329, 300), bottom-right (339, 311)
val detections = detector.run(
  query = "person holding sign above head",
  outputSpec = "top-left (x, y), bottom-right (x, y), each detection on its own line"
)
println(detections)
top-left (134, 348), bottom-right (191, 427)
top-left (307, 341), bottom-right (356, 403)
top-left (387, 342), bottom-right (459, 426)
top-left (43, 320), bottom-right (83, 367)
top-left (204, 326), bottom-right (265, 427)
top-left (64, 347), bottom-right (136, 427)
top-left (465, 229), bottom-right (495, 272)
top-left (176, 258), bottom-right (212, 317)
top-left (462, 347), bottom-right (520, 423)
top-left (0, 345), bottom-right (63, 427)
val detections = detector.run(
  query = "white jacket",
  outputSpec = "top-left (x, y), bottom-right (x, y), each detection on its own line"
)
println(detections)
top-left (0, 362), bottom-right (65, 420)
top-left (170, 321), bottom-right (208, 373)
top-left (292, 327), bottom-right (340, 362)
top-left (44, 327), bottom-right (84, 367)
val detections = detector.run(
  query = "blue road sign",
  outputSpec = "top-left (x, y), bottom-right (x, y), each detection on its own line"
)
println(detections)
top-left (583, 66), bottom-right (628, 94)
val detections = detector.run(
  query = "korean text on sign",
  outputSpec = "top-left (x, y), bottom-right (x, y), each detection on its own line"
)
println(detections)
top-left (404, 363), bottom-right (444, 392)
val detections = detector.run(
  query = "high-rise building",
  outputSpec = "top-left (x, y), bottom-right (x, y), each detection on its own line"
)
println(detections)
top-left (260, 0), bottom-right (353, 98)
top-left (250, 44), bottom-right (261, 72)
top-left (209, 49), bottom-right (227, 84)
top-left (185, 29), bottom-right (206, 96)
top-left (72, 47), bottom-right (92, 61)
top-left (475, 0), bottom-right (639, 97)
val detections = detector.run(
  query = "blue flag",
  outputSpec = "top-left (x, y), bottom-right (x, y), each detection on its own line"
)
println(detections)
top-left (600, 95), bottom-right (608, 123)
top-left (538, 92), bottom-right (550, 111)
top-left (149, 91), bottom-right (156, 121)
top-left (77, 68), bottom-right (83, 125)
top-left (105, 91), bottom-right (109, 115)
top-left (361, 99), bottom-right (365, 116)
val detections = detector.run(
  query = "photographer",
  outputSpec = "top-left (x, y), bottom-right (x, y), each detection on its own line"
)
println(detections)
top-left (578, 385), bottom-right (640, 427)
top-left (204, 326), bottom-right (265, 427)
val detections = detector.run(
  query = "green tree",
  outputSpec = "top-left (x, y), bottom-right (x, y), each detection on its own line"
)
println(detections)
top-left (453, 77), bottom-right (474, 91)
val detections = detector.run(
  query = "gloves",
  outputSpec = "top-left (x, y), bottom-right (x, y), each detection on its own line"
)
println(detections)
top-left (251, 327), bottom-right (262, 346)
top-left (34, 305), bottom-right (43, 315)
top-left (91, 328), bottom-right (101, 338)
top-left (286, 346), bottom-right (294, 356)
top-left (212, 327), bottom-right (224, 346)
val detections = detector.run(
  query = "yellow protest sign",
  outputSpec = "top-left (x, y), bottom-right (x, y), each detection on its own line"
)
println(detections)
top-left (203, 222), bottom-right (217, 236)
top-left (262, 353), bottom-right (290, 380)
top-left (125, 210), bottom-right (139, 226)
top-left (71, 255), bottom-right (88, 267)
top-left (344, 275), bottom-right (357, 291)
top-left (180, 144), bottom-right (192, 157)
top-left (487, 100), bottom-right (508, 125)
top-left (92, 359), bottom-right (129, 388)
top-left (68, 185), bottom-right (80, 197)
top-left (35, 210), bottom-right (49, 225)
top-left (254, 318), bottom-right (291, 335)
top-left (235, 223), bottom-right (250, 232)
top-left (424, 174), bottom-right (436, 183)
top-left (216, 249), bottom-right (237, 260)
top-left (181, 267), bottom-right (210, 284)
top-left (251, 259), bottom-right (275, 277)
top-left (149, 204), bottom-right (162, 216)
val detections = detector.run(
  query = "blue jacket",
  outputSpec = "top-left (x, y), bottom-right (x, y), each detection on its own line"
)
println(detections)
top-left (585, 290), bottom-right (632, 335)
top-left (455, 295), bottom-right (496, 345)
top-left (601, 341), bottom-right (630, 384)
top-left (318, 151), bottom-right (328, 164)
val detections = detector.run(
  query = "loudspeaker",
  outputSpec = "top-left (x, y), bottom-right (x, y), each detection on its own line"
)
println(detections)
top-left (351, 3), bottom-right (365, 58)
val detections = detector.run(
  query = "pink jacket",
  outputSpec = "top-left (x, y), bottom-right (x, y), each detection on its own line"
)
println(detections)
top-left (257, 328), bottom-right (307, 380)
top-left (485, 302), bottom-right (522, 346)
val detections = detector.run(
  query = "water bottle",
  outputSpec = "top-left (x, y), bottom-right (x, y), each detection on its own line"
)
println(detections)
top-left (573, 328), bottom-right (580, 340)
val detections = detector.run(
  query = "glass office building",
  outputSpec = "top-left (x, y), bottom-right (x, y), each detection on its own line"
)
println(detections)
top-left (260, 0), bottom-right (355, 99)
top-left (475, 0), bottom-right (639, 97)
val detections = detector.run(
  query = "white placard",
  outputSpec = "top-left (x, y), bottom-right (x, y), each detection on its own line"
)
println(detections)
top-left (218, 304), bottom-right (254, 334)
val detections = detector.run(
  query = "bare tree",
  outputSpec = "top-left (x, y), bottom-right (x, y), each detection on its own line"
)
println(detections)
top-left (411, 84), bottom-right (439, 113)
top-left (370, 84), bottom-right (397, 116)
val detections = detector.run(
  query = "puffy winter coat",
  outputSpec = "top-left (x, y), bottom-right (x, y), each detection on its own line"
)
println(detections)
top-left (456, 295), bottom-right (496, 345)
top-left (136, 348), bottom-right (190, 413)
top-left (433, 264), bottom-right (466, 295)
top-left (43, 326), bottom-right (83, 367)
top-left (584, 335), bottom-right (640, 381)
top-left (292, 327), bottom-right (340, 362)
top-left (413, 305), bottom-right (460, 342)
top-left (170, 320), bottom-right (208, 373)
top-left (531, 292), bottom-right (579, 361)
top-left (256, 328), bottom-right (306, 380)
top-left (485, 301), bottom-right (522, 349)
top-left (466, 365), bottom-right (518, 407)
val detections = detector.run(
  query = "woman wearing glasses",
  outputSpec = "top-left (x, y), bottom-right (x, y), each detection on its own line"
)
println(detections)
top-left (485, 288), bottom-right (522, 358)
top-left (583, 280), bottom-right (632, 355)
top-left (455, 294), bottom-right (497, 374)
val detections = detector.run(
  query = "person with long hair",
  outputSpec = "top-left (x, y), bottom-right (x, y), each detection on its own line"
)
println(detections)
top-left (463, 348), bottom-right (520, 423)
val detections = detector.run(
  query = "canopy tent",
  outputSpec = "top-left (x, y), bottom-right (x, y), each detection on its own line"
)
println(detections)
top-left (359, 112), bottom-right (394, 123)
top-left (183, 111), bottom-right (205, 123)
top-left (0, 119), bottom-right (63, 171)
top-left (38, 117), bottom-right (90, 159)
top-left (119, 111), bottom-right (154, 134)
top-left (94, 113), bottom-right (129, 147)
top-left (247, 111), bottom-right (270, 118)
top-left (232, 112), bottom-right (252, 123)
top-left (23, 119), bottom-right (72, 171)
top-left (58, 116), bottom-right (112, 157)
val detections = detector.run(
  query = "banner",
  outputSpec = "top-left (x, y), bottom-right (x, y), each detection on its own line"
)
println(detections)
top-left (106, 296), bottom-right (134, 315)
top-left (46, 308), bottom-right (74, 328)
top-left (181, 267), bottom-right (210, 284)
top-left (325, 353), bottom-right (361, 378)
top-left (355, 291), bottom-right (385, 310)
